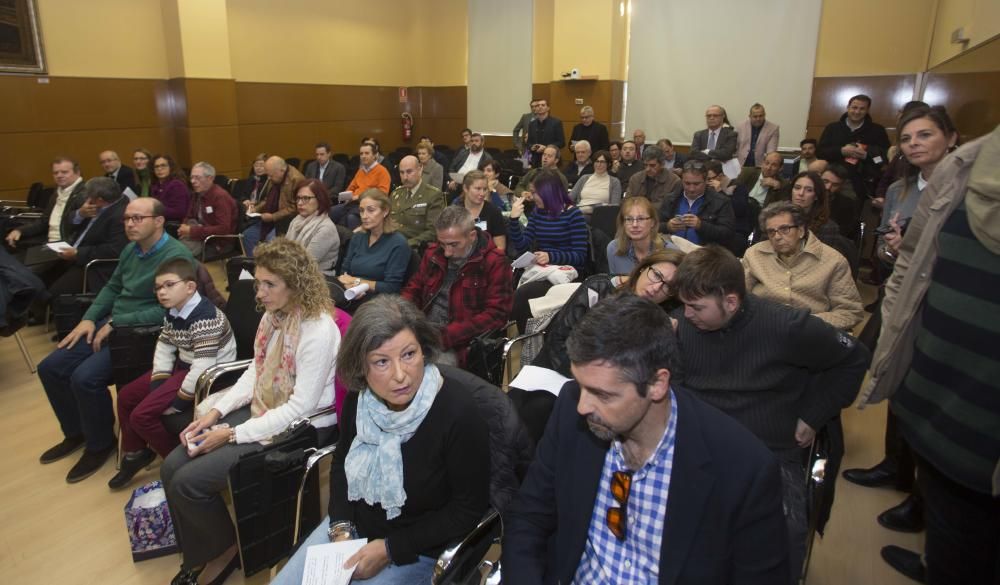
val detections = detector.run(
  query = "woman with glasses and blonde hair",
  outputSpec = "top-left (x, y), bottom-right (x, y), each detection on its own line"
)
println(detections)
top-left (160, 237), bottom-right (342, 585)
top-left (606, 196), bottom-right (678, 276)
top-left (743, 200), bottom-right (863, 330)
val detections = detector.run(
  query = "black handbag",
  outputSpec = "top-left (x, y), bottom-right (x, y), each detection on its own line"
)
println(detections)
top-left (53, 293), bottom-right (97, 340)
top-left (466, 328), bottom-right (507, 386)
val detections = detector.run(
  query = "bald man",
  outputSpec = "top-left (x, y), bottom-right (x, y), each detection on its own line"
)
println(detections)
top-left (391, 155), bottom-right (445, 250)
top-left (99, 150), bottom-right (137, 192)
top-left (243, 155), bottom-right (305, 255)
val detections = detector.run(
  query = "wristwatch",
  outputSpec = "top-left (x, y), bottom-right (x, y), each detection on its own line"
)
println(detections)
top-left (353, 278), bottom-right (361, 287)
top-left (328, 520), bottom-right (357, 541)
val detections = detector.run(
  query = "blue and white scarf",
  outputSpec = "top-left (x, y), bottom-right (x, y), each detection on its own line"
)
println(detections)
top-left (344, 364), bottom-right (443, 519)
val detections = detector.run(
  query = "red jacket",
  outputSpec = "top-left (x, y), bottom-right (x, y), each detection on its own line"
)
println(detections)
top-left (185, 184), bottom-right (238, 252)
top-left (402, 230), bottom-right (513, 365)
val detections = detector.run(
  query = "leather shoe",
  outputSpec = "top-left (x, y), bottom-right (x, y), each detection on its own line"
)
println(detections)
top-left (66, 446), bottom-right (115, 483)
top-left (881, 545), bottom-right (926, 583)
top-left (39, 436), bottom-right (85, 464)
top-left (170, 566), bottom-right (203, 585)
top-left (878, 493), bottom-right (924, 533)
top-left (842, 459), bottom-right (898, 488)
top-left (108, 448), bottom-right (157, 491)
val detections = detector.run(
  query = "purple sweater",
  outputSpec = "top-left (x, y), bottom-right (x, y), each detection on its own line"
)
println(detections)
top-left (151, 178), bottom-right (191, 222)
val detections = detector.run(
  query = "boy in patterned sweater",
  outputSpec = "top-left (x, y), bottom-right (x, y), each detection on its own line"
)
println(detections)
top-left (109, 258), bottom-right (237, 490)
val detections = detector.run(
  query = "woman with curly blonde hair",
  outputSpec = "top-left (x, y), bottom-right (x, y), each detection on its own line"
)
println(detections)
top-left (161, 237), bottom-right (342, 585)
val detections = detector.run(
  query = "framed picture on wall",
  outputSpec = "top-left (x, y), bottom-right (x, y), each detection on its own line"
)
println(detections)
top-left (0, 0), bottom-right (46, 74)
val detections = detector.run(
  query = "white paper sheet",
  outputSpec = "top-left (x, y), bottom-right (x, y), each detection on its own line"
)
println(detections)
top-left (511, 251), bottom-right (536, 270)
top-left (245, 211), bottom-right (261, 218)
top-left (301, 539), bottom-right (367, 585)
top-left (238, 269), bottom-right (253, 280)
top-left (338, 191), bottom-right (354, 204)
top-left (344, 283), bottom-right (369, 301)
top-left (122, 186), bottom-right (138, 201)
top-left (509, 365), bottom-right (571, 396)
top-left (45, 241), bottom-right (73, 253)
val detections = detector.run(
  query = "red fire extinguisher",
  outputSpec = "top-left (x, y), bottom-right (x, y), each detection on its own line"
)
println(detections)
top-left (401, 112), bottom-right (414, 142)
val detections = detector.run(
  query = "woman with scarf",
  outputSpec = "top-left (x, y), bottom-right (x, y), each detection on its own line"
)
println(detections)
top-left (272, 295), bottom-right (490, 585)
top-left (287, 179), bottom-right (340, 276)
top-left (161, 238), bottom-right (342, 585)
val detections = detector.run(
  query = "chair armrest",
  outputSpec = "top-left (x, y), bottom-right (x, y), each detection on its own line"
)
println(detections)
top-left (433, 509), bottom-right (502, 585)
top-left (203, 233), bottom-right (247, 261)
top-left (502, 329), bottom-right (547, 381)
top-left (11, 211), bottom-right (43, 220)
top-left (83, 258), bottom-right (120, 293)
top-left (292, 443), bottom-right (338, 545)
top-left (194, 358), bottom-right (252, 406)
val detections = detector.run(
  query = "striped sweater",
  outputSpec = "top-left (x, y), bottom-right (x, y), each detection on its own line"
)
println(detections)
top-left (892, 200), bottom-right (1000, 494)
top-left (508, 206), bottom-right (588, 269)
top-left (150, 293), bottom-right (237, 409)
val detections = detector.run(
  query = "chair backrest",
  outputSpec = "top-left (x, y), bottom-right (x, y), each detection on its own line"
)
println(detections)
top-left (108, 325), bottom-right (163, 389)
top-left (213, 174), bottom-right (231, 192)
top-left (589, 204), bottom-right (619, 241)
top-left (333, 224), bottom-right (354, 275)
top-left (405, 249), bottom-right (421, 282)
top-left (285, 157), bottom-right (301, 170)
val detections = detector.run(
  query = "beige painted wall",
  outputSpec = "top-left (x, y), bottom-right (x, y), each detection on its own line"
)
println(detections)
top-left (533, 0), bottom-right (555, 83)
top-left (226, 0), bottom-right (466, 86)
top-left (928, 0), bottom-right (1000, 68)
top-left (35, 0), bottom-right (170, 78)
top-left (814, 0), bottom-right (936, 76)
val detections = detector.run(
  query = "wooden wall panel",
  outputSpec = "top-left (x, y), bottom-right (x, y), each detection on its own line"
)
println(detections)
top-left (546, 79), bottom-right (624, 156)
top-left (806, 75), bottom-right (916, 141)
top-left (923, 70), bottom-right (1000, 142)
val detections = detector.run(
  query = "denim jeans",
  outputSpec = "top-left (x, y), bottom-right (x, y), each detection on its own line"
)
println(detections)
top-left (242, 223), bottom-right (275, 257)
top-left (271, 518), bottom-right (436, 585)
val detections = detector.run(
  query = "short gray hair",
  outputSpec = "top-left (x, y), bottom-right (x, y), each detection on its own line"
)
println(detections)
top-left (641, 145), bottom-right (665, 164)
top-left (758, 200), bottom-right (807, 232)
top-left (435, 205), bottom-right (475, 232)
top-left (580, 105), bottom-right (594, 117)
top-left (192, 161), bottom-right (216, 178)
top-left (336, 295), bottom-right (441, 392)
top-left (574, 140), bottom-right (591, 153)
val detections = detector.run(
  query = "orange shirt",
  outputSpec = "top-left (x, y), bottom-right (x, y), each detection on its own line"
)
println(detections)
top-left (347, 163), bottom-right (391, 198)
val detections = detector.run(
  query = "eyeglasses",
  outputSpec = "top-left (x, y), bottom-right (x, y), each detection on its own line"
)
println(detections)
top-left (645, 265), bottom-right (668, 285)
top-left (623, 216), bottom-right (651, 225)
top-left (122, 215), bottom-right (155, 224)
top-left (190, 174), bottom-right (209, 181)
top-left (153, 280), bottom-right (185, 292)
top-left (765, 224), bottom-right (799, 238)
top-left (606, 470), bottom-right (633, 541)
top-left (682, 161), bottom-right (705, 171)
top-left (594, 159), bottom-right (608, 164)
top-left (153, 163), bottom-right (169, 169)
top-left (296, 196), bottom-right (316, 203)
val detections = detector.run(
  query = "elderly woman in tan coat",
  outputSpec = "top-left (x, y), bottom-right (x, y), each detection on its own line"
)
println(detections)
top-left (743, 201), bottom-right (864, 330)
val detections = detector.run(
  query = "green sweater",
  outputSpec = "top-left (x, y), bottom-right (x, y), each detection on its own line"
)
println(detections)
top-left (83, 235), bottom-right (194, 327)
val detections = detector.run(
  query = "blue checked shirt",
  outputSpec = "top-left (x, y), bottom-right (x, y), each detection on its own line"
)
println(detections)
top-left (572, 390), bottom-right (679, 584)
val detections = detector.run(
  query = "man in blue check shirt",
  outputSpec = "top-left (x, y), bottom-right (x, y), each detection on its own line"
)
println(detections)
top-left (502, 295), bottom-right (789, 584)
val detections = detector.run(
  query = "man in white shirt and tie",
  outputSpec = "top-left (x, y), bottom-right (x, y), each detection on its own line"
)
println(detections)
top-left (691, 105), bottom-right (738, 162)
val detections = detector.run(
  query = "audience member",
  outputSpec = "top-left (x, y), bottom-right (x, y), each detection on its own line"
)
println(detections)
top-left (691, 105), bottom-right (738, 161)
top-left (178, 161), bottom-right (238, 258)
top-left (563, 139), bottom-right (594, 186)
top-left (44, 177), bottom-right (129, 297)
top-left (161, 238), bottom-right (340, 585)
top-left (744, 201), bottom-right (864, 330)
top-left (509, 169), bottom-right (588, 272)
top-left (817, 94), bottom-right (891, 199)
top-left (785, 138), bottom-right (819, 178)
top-left (303, 141), bottom-right (346, 195)
top-left (99, 150), bottom-right (137, 193)
top-left (503, 295), bottom-right (790, 584)
top-left (789, 171), bottom-right (840, 241)
top-left (149, 154), bottom-right (191, 222)
top-left (734, 151), bottom-right (789, 207)
top-left (456, 170), bottom-right (507, 250)
top-left (415, 140), bottom-right (444, 190)
top-left (627, 146), bottom-right (681, 207)
top-left (332, 142), bottom-right (391, 229)
top-left (660, 161), bottom-right (736, 250)
top-left (873, 100), bottom-right (930, 201)
top-left (286, 179), bottom-right (340, 276)
top-left (705, 159), bottom-right (732, 193)
top-left (37, 197), bottom-right (194, 483)
top-left (857, 125), bottom-right (999, 585)
top-left (418, 135), bottom-right (451, 170)
top-left (821, 164), bottom-right (861, 238)
top-left (234, 152), bottom-right (271, 210)
top-left (272, 295), bottom-right (490, 585)
top-left (480, 159), bottom-right (514, 212)
top-left (569, 105), bottom-right (610, 152)
top-left (632, 128), bottom-right (647, 156)
top-left (132, 148), bottom-right (154, 197)
top-left (392, 155), bottom-right (445, 251)
top-left (736, 103), bottom-right (781, 167)
top-left (448, 132), bottom-right (492, 190)
top-left (402, 206), bottom-right (512, 366)
top-left (109, 257), bottom-right (236, 490)
top-left (243, 155), bottom-right (305, 255)
top-left (656, 138), bottom-right (686, 171)
top-left (5, 157), bottom-right (85, 252)
top-left (571, 149), bottom-right (622, 214)
top-left (514, 145), bottom-right (569, 195)
top-left (613, 140), bottom-right (643, 186)
top-left (512, 99), bottom-right (539, 154)
top-left (608, 141), bottom-right (622, 165)
top-left (607, 197), bottom-right (676, 276)
top-left (456, 128), bottom-right (472, 158)
top-left (527, 99), bottom-right (565, 167)
top-left (338, 190), bottom-right (410, 296)
top-left (672, 245), bottom-right (870, 580)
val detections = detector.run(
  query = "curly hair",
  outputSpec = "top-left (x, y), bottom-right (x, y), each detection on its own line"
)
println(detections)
top-left (253, 238), bottom-right (332, 318)
top-left (789, 171), bottom-right (829, 234)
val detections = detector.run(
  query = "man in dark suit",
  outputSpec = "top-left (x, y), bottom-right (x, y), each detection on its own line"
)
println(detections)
top-left (99, 150), bottom-right (137, 193)
top-left (5, 156), bottom-right (86, 252)
top-left (657, 138), bottom-right (686, 172)
top-left (691, 105), bottom-right (738, 162)
top-left (527, 99), bottom-right (565, 167)
top-left (45, 177), bottom-right (129, 297)
top-left (503, 295), bottom-right (789, 584)
top-left (303, 142), bottom-right (346, 195)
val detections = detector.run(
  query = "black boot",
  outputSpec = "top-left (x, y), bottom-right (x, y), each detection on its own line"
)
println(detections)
top-left (877, 492), bottom-right (924, 533)
top-left (881, 545), bottom-right (926, 583)
top-left (842, 459), bottom-right (897, 488)
top-left (107, 448), bottom-right (157, 490)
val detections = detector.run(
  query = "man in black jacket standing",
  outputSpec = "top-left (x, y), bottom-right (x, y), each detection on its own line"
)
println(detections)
top-left (817, 94), bottom-right (890, 199)
top-left (526, 99), bottom-right (565, 168)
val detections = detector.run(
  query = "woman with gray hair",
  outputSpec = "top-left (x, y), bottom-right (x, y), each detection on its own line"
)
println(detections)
top-left (271, 295), bottom-right (490, 585)
top-left (742, 200), bottom-right (864, 330)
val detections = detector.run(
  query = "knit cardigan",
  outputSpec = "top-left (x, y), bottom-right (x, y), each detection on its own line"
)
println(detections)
top-left (742, 231), bottom-right (864, 330)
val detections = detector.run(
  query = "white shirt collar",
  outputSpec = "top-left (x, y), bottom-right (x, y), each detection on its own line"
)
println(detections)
top-left (917, 173), bottom-right (928, 191)
top-left (58, 176), bottom-right (83, 197)
top-left (169, 291), bottom-right (202, 319)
